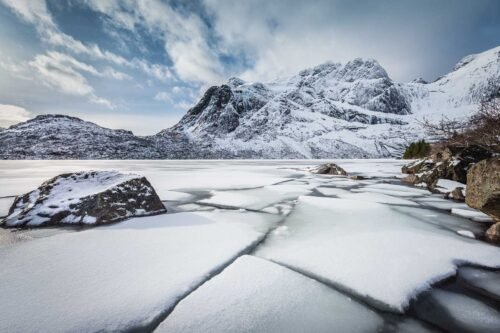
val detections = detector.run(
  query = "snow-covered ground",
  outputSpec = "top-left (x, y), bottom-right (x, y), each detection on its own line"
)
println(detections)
top-left (0, 159), bottom-right (499, 332)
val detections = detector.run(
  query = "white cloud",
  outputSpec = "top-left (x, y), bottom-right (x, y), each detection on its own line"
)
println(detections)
top-left (29, 52), bottom-right (114, 108)
top-left (0, 104), bottom-right (32, 128)
top-left (175, 101), bottom-right (192, 110)
top-left (103, 67), bottom-right (131, 81)
top-left (0, 0), bottom-right (173, 82)
top-left (154, 92), bottom-right (172, 104)
top-left (82, 0), bottom-right (224, 84)
top-left (202, 0), bottom-right (496, 82)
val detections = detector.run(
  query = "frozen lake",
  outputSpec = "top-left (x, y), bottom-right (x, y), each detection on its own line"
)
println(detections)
top-left (1, 159), bottom-right (499, 332)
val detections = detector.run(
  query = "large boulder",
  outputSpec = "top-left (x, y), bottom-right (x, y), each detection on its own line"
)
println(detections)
top-left (1, 171), bottom-right (166, 228)
top-left (311, 163), bottom-right (348, 176)
top-left (466, 157), bottom-right (500, 244)
top-left (466, 157), bottom-right (500, 220)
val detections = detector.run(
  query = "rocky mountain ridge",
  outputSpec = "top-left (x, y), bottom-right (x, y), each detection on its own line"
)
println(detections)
top-left (1, 46), bottom-right (499, 159)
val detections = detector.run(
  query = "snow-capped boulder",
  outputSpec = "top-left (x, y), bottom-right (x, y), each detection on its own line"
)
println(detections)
top-left (1, 171), bottom-right (166, 227)
top-left (311, 163), bottom-right (348, 175)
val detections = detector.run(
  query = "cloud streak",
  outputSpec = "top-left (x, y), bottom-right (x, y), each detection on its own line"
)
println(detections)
top-left (29, 52), bottom-right (115, 108)
top-left (0, 0), bottom-right (173, 81)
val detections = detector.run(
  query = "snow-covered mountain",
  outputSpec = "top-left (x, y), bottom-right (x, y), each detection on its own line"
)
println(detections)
top-left (1, 46), bottom-right (499, 159)
top-left (164, 46), bottom-right (500, 158)
top-left (0, 115), bottom-right (162, 159)
top-left (0, 114), bottom-right (217, 159)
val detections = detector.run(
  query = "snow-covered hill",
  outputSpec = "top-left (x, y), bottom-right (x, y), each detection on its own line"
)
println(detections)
top-left (0, 115), bottom-right (162, 159)
top-left (1, 46), bottom-right (498, 159)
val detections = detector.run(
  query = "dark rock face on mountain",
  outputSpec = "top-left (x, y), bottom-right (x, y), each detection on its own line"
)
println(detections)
top-left (1, 171), bottom-right (166, 227)
top-left (169, 58), bottom-right (414, 158)
top-left (167, 47), bottom-right (500, 159)
top-left (1, 46), bottom-right (499, 160)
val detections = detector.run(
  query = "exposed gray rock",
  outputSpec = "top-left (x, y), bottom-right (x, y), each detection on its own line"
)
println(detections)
top-left (1, 171), bottom-right (166, 228)
top-left (311, 163), bottom-right (348, 175)
top-left (445, 187), bottom-right (466, 202)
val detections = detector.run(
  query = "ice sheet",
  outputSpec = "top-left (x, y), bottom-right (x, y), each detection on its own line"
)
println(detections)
top-left (158, 190), bottom-right (196, 202)
top-left (156, 255), bottom-right (384, 333)
top-left (414, 197), bottom-right (469, 211)
top-left (255, 196), bottom-right (500, 312)
top-left (0, 197), bottom-right (14, 217)
top-left (391, 206), bottom-right (486, 235)
top-left (351, 188), bottom-right (429, 198)
top-left (458, 267), bottom-right (500, 300)
top-left (451, 208), bottom-right (494, 223)
top-left (199, 184), bottom-right (313, 210)
top-left (0, 211), bottom-right (281, 332)
top-left (316, 187), bottom-right (352, 196)
top-left (336, 192), bottom-right (419, 206)
top-left (361, 183), bottom-right (431, 194)
top-left (413, 289), bottom-right (500, 333)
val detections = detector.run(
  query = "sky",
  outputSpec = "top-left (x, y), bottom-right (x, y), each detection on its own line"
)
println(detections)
top-left (0, 0), bottom-right (499, 135)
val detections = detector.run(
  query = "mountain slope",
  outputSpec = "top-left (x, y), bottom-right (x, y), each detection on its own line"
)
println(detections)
top-left (1, 46), bottom-right (499, 160)
top-left (0, 115), bottom-right (162, 159)
top-left (166, 59), bottom-right (413, 158)
top-left (162, 46), bottom-right (499, 158)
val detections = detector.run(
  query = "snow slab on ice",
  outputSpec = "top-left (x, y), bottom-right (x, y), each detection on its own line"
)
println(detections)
top-left (145, 168), bottom-right (290, 192)
top-left (316, 187), bottom-right (352, 196)
top-left (255, 196), bottom-right (500, 312)
top-left (336, 192), bottom-right (419, 206)
top-left (435, 179), bottom-right (466, 194)
top-left (199, 184), bottom-right (313, 210)
top-left (414, 197), bottom-right (469, 211)
top-left (351, 188), bottom-right (428, 198)
top-left (457, 230), bottom-right (475, 238)
top-left (361, 183), bottom-right (431, 194)
top-left (158, 190), bottom-right (196, 202)
top-left (156, 255), bottom-right (384, 333)
top-left (451, 208), bottom-right (494, 223)
top-left (0, 211), bottom-right (281, 332)
top-left (458, 267), bottom-right (500, 300)
top-left (391, 206), bottom-right (486, 236)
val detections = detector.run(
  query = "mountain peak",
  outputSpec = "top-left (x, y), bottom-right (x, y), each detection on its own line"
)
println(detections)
top-left (227, 77), bottom-right (246, 88)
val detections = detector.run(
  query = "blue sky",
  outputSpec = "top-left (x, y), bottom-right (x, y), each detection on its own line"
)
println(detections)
top-left (0, 0), bottom-right (499, 134)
